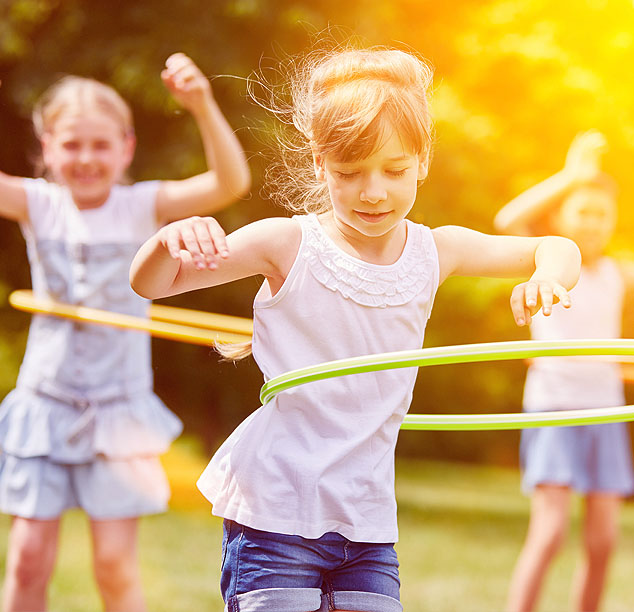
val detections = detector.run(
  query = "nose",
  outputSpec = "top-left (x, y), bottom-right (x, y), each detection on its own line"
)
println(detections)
top-left (77, 146), bottom-right (94, 164)
top-left (359, 173), bottom-right (387, 204)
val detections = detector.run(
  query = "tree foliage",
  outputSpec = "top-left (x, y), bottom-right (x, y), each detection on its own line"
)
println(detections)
top-left (2, 0), bottom-right (634, 463)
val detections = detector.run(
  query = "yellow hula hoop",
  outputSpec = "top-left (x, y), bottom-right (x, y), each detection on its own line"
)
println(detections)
top-left (11, 290), bottom-right (634, 430)
top-left (8, 290), bottom-right (252, 346)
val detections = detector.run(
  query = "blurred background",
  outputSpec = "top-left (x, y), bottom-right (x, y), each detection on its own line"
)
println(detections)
top-left (2, 0), bottom-right (634, 468)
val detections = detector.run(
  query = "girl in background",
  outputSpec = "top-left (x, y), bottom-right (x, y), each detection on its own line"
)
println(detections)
top-left (0, 53), bottom-right (250, 612)
top-left (131, 45), bottom-right (580, 612)
top-left (495, 131), bottom-right (634, 612)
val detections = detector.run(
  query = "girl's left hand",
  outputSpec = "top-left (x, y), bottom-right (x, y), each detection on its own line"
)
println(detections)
top-left (510, 278), bottom-right (572, 326)
top-left (161, 53), bottom-right (213, 116)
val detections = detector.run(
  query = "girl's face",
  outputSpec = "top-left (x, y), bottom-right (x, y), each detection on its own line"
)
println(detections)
top-left (42, 111), bottom-right (135, 209)
top-left (314, 127), bottom-right (427, 243)
top-left (554, 188), bottom-right (616, 264)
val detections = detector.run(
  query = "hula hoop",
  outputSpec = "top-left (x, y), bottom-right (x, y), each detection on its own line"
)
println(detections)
top-left (9, 290), bottom-right (252, 346)
top-left (259, 339), bottom-right (634, 430)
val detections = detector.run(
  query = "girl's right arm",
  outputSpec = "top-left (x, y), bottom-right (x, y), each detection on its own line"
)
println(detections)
top-left (0, 171), bottom-right (29, 223)
top-left (494, 130), bottom-right (606, 235)
top-left (130, 215), bottom-right (301, 300)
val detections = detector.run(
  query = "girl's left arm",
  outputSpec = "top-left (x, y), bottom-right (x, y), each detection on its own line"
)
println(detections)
top-left (433, 226), bottom-right (581, 326)
top-left (154, 53), bottom-right (251, 224)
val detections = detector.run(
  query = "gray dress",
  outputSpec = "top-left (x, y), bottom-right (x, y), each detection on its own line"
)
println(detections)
top-left (0, 178), bottom-right (182, 517)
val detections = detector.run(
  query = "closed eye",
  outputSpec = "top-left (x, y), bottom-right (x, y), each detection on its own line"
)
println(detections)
top-left (335, 171), bottom-right (359, 180)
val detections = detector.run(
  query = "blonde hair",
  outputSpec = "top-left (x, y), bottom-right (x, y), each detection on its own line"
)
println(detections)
top-left (257, 45), bottom-right (434, 215)
top-left (219, 45), bottom-right (435, 361)
top-left (32, 76), bottom-right (134, 176)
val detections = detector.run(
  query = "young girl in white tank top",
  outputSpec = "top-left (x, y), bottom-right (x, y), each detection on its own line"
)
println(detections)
top-left (131, 45), bottom-right (581, 612)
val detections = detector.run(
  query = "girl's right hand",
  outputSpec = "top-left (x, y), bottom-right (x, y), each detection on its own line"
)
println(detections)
top-left (564, 130), bottom-right (606, 185)
top-left (158, 216), bottom-right (228, 270)
top-left (161, 52), bottom-right (213, 117)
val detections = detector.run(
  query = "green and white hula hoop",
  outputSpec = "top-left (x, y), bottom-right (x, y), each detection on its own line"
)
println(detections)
top-left (259, 339), bottom-right (634, 431)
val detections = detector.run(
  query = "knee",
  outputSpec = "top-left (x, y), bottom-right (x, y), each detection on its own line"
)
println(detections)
top-left (532, 522), bottom-right (568, 558)
top-left (585, 527), bottom-right (618, 561)
top-left (8, 535), bottom-right (55, 588)
top-left (93, 546), bottom-right (138, 591)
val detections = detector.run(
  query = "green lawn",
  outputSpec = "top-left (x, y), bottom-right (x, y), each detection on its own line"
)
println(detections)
top-left (2, 439), bottom-right (634, 611)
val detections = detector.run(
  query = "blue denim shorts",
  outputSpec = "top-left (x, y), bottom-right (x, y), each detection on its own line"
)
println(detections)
top-left (220, 520), bottom-right (402, 612)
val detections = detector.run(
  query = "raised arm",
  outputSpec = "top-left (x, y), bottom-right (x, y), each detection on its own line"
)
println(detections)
top-left (0, 172), bottom-right (29, 224)
top-left (494, 130), bottom-right (607, 236)
top-left (130, 215), bottom-right (301, 300)
top-left (155, 53), bottom-right (251, 224)
top-left (433, 225), bottom-right (581, 326)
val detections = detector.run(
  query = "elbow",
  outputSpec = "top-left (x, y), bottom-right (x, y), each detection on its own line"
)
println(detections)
top-left (129, 266), bottom-right (164, 300)
top-left (129, 276), bottom-right (154, 300)
top-left (233, 164), bottom-right (252, 199)
top-left (493, 213), bottom-right (508, 234)
top-left (494, 212), bottom-right (528, 236)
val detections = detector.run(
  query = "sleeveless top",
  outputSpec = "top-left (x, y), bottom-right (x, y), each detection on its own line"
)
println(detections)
top-left (523, 257), bottom-right (624, 411)
top-left (197, 213), bottom-right (440, 543)
top-left (0, 178), bottom-right (182, 462)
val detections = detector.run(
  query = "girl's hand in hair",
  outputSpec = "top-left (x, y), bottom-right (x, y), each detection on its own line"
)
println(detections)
top-left (564, 130), bottom-right (607, 185)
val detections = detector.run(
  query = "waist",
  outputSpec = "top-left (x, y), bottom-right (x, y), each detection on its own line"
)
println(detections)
top-left (21, 377), bottom-right (153, 408)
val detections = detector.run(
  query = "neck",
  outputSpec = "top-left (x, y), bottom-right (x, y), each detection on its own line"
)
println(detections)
top-left (321, 212), bottom-right (408, 265)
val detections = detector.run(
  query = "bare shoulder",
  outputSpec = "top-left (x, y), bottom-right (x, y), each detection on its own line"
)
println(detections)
top-left (235, 216), bottom-right (301, 251)
top-left (431, 225), bottom-right (471, 281)
top-left (226, 215), bottom-right (302, 281)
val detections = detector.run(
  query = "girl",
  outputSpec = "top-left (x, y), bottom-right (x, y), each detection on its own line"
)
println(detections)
top-left (130, 46), bottom-right (581, 612)
top-left (0, 53), bottom-right (250, 612)
top-left (495, 131), bottom-right (634, 612)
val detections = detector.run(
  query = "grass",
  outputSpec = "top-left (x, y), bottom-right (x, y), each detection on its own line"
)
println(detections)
top-left (2, 438), bottom-right (634, 611)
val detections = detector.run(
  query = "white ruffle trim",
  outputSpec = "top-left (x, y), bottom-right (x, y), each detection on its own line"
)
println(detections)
top-left (301, 215), bottom-right (435, 307)
top-left (0, 387), bottom-right (183, 462)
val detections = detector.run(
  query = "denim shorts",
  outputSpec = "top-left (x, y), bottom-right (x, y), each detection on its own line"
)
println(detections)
top-left (220, 520), bottom-right (402, 612)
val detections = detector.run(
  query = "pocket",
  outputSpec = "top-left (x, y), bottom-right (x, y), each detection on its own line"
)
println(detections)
top-left (220, 520), bottom-right (232, 572)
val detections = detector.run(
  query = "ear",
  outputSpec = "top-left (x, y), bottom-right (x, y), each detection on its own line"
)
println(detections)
top-left (122, 132), bottom-right (137, 169)
top-left (417, 149), bottom-right (430, 182)
top-left (311, 145), bottom-right (326, 182)
top-left (41, 133), bottom-right (53, 168)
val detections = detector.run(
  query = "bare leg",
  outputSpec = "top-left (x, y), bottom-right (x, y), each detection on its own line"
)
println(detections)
top-left (2, 517), bottom-right (60, 612)
top-left (505, 485), bottom-right (572, 612)
top-left (571, 493), bottom-right (621, 612)
top-left (90, 517), bottom-right (147, 612)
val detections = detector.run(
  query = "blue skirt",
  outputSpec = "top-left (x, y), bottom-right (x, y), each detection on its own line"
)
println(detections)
top-left (520, 422), bottom-right (634, 496)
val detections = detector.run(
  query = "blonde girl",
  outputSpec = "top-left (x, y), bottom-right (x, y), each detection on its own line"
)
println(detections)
top-left (496, 131), bottom-right (634, 612)
top-left (130, 46), bottom-right (580, 612)
top-left (0, 53), bottom-right (250, 612)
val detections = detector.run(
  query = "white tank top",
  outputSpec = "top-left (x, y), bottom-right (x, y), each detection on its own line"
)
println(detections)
top-left (523, 257), bottom-right (624, 411)
top-left (197, 213), bottom-right (440, 542)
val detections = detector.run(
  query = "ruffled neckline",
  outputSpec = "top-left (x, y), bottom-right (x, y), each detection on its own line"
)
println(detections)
top-left (299, 214), bottom-right (435, 307)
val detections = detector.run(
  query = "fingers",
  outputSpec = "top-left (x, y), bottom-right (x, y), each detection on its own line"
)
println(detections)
top-left (510, 281), bottom-right (572, 327)
top-left (161, 52), bottom-right (209, 95)
top-left (510, 284), bottom-right (531, 327)
top-left (162, 217), bottom-right (228, 270)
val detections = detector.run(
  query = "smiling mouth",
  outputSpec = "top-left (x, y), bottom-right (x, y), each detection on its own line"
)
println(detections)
top-left (355, 211), bottom-right (390, 223)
